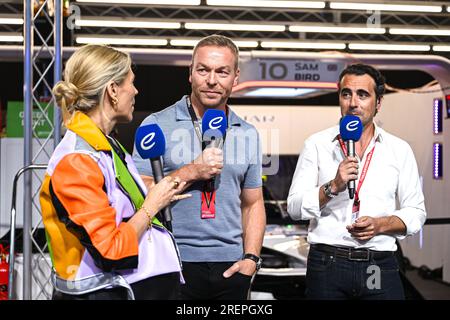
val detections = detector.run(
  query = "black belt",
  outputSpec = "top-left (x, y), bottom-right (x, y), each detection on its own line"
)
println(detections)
top-left (311, 243), bottom-right (394, 262)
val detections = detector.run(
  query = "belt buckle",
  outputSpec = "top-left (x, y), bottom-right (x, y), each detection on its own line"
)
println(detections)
top-left (348, 248), bottom-right (370, 261)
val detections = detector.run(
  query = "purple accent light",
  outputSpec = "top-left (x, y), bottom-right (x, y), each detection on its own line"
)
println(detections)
top-left (446, 95), bottom-right (450, 118)
top-left (433, 98), bottom-right (442, 134)
top-left (433, 143), bottom-right (442, 179)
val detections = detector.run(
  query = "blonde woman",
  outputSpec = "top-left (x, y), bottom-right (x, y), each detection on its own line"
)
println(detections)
top-left (40, 45), bottom-right (188, 300)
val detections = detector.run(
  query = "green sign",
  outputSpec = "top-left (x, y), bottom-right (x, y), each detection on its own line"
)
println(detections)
top-left (6, 101), bottom-right (54, 138)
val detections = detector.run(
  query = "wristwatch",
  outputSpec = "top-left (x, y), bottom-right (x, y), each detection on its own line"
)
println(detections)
top-left (323, 180), bottom-right (338, 198)
top-left (243, 253), bottom-right (262, 271)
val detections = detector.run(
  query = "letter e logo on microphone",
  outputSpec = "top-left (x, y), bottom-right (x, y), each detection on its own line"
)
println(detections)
top-left (140, 132), bottom-right (156, 151)
top-left (340, 115), bottom-right (363, 142)
top-left (346, 120), bottom-right (360, 132)
top-left (202, 109), bottom-right (227, 140)
top-left (208, 116), bottom-right (223, 130)
top-left (135, 124), bottom-right (166, 159)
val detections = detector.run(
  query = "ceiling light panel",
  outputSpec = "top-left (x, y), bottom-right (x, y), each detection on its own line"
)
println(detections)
top-left (185, 22), bottom-right (285, 32)
top-left (75, 18), bottom-right (181, 29)
top-left (170, 38), bottom-right (258, 48)
top-left (289, 25), bottom-right (385, 34)
top-left (76, 35), bottom-right (168, 46)
top-left (433, 45), bottom-right (450, 52)
top-left (330, 2), bottom-right (442, 13)
top-left (0, 33), bottom-right (23, 42)
top-left (206, 0), bottom-right (325, 9)
top-left (389, 28), bottom-right (450, 36)
top-left (0, 16), bottom-right (23, 25)
top-left (261, 41), bottom-right (346, 50)
top-left (76, 0), bottom-right (201, 5)
top-left (348, 43), bottom-right (431, 51)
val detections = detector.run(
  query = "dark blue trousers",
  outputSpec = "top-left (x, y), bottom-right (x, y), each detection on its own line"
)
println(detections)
top-left (306, 245), bottom-right (405, 300)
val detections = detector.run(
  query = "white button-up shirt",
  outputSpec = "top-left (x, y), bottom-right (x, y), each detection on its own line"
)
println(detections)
top-left (287, 124), bottom-right (426, 251)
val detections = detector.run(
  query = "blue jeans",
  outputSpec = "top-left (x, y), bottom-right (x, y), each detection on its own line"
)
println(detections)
top-left (306, 246), bottom-right (405, 300)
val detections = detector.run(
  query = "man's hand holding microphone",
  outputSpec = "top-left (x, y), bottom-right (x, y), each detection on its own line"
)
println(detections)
top-left (331, 156), bottom-right (359, 195)
top-left (322, 115), bottom-right (362, 202)
top-left (192, 147), bottom-right (223, 181)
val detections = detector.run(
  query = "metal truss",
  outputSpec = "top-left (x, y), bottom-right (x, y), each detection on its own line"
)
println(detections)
top-left (19, 0), bottom-right (62, 300)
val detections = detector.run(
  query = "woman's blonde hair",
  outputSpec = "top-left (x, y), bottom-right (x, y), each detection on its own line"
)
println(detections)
top-left (52, 45), bottom-right (131, 120)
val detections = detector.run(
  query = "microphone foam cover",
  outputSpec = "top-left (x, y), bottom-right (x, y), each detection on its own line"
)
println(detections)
top-left (201, 109), bottom-right (227, 140)
top-left (339, 115), bottom-right (363, 142)
top-left (135, 123), bottom-right (166, 159)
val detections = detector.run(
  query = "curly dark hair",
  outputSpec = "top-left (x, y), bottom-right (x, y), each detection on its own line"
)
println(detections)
top-left (338, 64), bottom-right (386, 101)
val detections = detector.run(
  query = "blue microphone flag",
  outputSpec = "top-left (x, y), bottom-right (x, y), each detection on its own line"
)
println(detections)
top-left (339, 115), bottom-right (363, 142)
top-left (201, 109), bottom-right (227, 140)
top-left (134, 124), bottom-right (166, 159)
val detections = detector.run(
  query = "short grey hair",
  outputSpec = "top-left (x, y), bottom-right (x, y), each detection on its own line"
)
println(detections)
top-left (192, 34), bottom-right (239, 70)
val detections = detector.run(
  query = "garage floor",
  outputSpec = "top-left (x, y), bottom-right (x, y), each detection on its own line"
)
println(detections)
top-left (405, 269), bottom-right (450, 300)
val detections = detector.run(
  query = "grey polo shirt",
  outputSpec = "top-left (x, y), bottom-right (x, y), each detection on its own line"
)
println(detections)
top-left (132, 96), bottom-right (262, 262)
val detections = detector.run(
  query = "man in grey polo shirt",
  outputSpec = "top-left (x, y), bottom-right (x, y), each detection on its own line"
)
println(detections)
top-left (132, 35), bottom-right (266, 300)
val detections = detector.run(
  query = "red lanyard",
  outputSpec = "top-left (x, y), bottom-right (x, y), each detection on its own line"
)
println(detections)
top-left (337, 135), bottom-right (376, 203)
top-left (186, 97), bottom-right (222, 219)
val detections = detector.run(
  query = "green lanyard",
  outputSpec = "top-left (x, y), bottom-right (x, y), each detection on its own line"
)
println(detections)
top-left (110, 140), bottom-right (163, 228)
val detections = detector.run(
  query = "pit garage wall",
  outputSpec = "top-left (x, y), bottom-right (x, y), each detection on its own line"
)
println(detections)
top-left (232, 86), bottom-right (450, 283)
top-left (377, 88), bottom-right (450, 284)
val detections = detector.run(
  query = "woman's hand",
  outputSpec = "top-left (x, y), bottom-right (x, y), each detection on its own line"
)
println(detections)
top-left (142, 176), bottom-right (190, 217)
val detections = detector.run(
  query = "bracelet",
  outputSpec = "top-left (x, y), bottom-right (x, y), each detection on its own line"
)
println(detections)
top-left (140, 205), bottom-right (153, 228)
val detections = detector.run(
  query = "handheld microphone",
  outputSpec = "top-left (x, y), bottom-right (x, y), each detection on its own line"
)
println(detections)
top-left (201, 109), bottom-right (227, 192)
top-left (339, 115), bottom-right (363, 199)
top-left (135, 123), bottom-right (172, 231)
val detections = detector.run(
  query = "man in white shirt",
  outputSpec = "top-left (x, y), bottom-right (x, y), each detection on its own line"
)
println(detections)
top-left (287, 64), bottom-right (426, 299)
